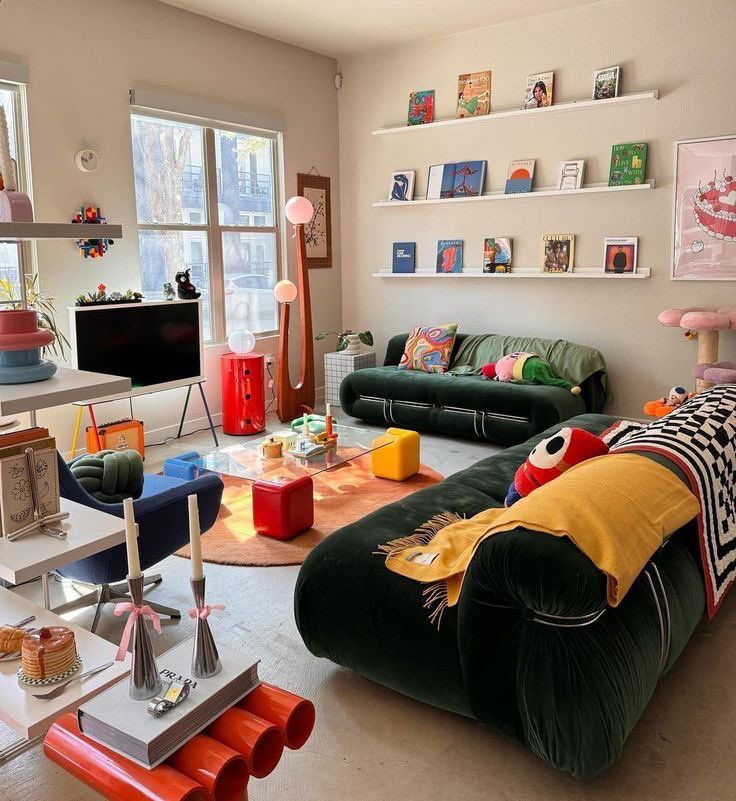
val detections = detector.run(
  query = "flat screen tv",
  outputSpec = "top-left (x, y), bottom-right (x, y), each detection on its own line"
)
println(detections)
top-left (70, 300), bottom-right (204, 395)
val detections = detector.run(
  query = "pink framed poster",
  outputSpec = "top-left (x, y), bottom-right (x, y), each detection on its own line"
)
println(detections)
top-left (672, 135), bottom-right (736, 280)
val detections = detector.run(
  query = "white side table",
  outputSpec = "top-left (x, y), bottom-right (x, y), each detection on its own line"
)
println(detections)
top-left (324, 350), bottom-right (376, 406)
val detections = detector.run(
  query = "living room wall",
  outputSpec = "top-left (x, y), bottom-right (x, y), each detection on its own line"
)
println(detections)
top-left (336, 0), bottom-right (735, 418)
top-left (0, 0), bottom-right (341, 450)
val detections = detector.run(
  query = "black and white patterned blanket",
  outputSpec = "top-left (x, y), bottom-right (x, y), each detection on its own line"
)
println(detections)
top-left (603, 385), bottom-right (736, 617)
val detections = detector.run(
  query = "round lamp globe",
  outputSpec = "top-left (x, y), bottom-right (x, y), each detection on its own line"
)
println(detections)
top-left (285, 196), bottom-right (314, 225)
top-left (274, 280), bottom-right (298, 304)
top-left (228, 329), bottom-right (256, 355)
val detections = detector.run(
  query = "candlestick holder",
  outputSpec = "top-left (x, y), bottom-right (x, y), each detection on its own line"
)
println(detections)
top-left (128, 574), bottom-right (163, 700)
top-left (190, 576), bottom-right (222, 678)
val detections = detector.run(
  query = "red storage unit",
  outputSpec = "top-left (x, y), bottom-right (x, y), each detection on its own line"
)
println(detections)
top-left (221, 352), bottom-right (266, 436)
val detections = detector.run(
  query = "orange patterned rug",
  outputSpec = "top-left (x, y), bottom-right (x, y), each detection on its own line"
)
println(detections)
top-left (175, 460), bottom-right (443, 567)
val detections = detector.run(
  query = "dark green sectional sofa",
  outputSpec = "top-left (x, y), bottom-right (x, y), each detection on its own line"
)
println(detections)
top-left (339, 333), bottom-right (608, 445)
top-left (295, 414), bottom-right (704, 778)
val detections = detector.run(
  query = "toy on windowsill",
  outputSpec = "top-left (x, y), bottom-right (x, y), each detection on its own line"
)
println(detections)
top-left (505, 426), bottom-right (609, 506)
top-left (643, 385), bottom-right (694, 417)
top-left (481, 352), bottom-right (581, 395)
top-left (72, 206), bottom-right (115, 258)
top-left (162, 282), bottom-right (176, 301)
top-left (75, 285), bottom-right (144, 306)
top-left (175, 268), bottom-right (201, 300)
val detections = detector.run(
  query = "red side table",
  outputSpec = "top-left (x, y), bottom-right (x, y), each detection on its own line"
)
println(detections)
top-left (253, 476), bottom-right (314, 540)
top-left (221, 352), bottom-right (266, 436)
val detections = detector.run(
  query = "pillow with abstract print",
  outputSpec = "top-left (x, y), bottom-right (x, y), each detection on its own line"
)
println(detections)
top-left (398, 323), bottom-right (458, 373)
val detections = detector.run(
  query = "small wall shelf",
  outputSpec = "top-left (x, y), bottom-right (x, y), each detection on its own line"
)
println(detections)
top-left (374, 181), bottom-right (654, 208)
top-left (373, 267), bottom-right (651, 280)
top-left (0, 222), bottom-right (123, 241)
top-left (372, 90), bottom-right (659, 136)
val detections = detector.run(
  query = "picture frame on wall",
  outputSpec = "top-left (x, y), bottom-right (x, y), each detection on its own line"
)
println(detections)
top-left (672, 135), bottom-right (736, 280)
top-left (603, 237), bottom-right (638, 274)
top-left (297, 172), bottom-right (332, 268)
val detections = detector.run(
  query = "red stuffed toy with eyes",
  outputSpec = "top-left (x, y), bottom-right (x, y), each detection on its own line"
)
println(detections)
top-left (505, 426), bottom-right (609, 506)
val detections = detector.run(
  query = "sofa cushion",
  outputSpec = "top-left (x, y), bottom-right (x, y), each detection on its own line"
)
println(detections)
top-left (398, 323), bottom-right (458, 373)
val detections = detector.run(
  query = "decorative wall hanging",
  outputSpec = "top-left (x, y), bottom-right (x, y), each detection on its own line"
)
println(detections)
top-left (672, 135), bottom-right (736, 280)
top-left (72, 206), bottom-right (115, 258)
top-left (296, 171), bottom-right (332, 268)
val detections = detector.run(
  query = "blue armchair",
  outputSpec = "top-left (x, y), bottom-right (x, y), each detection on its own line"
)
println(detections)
top-left (53, 453), bottom-right (224, 631)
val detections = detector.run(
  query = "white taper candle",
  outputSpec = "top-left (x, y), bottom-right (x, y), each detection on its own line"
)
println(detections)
top-left (325, 403), bottom-right (331, 418)
top-left (123, 497), bottom-right (142, 578)
top-left (188, 493), bottom-right (203, 580)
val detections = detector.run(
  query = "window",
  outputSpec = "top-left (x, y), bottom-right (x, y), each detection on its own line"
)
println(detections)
top-left (130, 113), bottom-right (281, 341)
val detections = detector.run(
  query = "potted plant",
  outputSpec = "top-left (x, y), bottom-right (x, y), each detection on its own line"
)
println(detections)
top-left (75, 285), bottom-right (144, 306)
top-left (315, 328), bottom-right (373, 354)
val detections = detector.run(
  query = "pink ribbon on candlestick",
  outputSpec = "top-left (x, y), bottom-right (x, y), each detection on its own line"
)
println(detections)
top-left (187, 604), bottom-right (226, 621)
top-left (113, 602), bottom-right (162, 662)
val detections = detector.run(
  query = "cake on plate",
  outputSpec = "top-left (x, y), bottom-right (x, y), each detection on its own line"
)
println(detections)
top-left (21, 626), bottom-right (77, 680)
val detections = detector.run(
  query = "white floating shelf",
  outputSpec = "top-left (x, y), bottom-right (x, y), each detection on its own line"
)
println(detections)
top-left (0, 222), bottom-right (123, 241)
top-left (374, 181), bottom-right (654, 208)
top-left (373, 267), bottom-right (651, 280)
top-left (372, 90), bottom-right (659, 136)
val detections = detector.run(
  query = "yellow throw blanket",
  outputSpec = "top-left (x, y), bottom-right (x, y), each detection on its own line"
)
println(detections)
top-left (379, 453), bottom-right (700, 625)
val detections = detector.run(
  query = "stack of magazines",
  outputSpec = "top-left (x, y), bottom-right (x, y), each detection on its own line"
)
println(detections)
top-left (78, 639), bottom-right (260, 767)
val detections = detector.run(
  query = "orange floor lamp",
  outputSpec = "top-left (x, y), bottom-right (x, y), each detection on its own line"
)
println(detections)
top-left (274, 196), bottom-right (316, 422)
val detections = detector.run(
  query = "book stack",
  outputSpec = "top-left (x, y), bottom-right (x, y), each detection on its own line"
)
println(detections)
top-left (78, 639), bottom-right (260, 767)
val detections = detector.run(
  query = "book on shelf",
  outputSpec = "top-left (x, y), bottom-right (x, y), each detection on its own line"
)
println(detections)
top-left (392, 242), bottom-right (416, 273)
top-left (483, 238), bottom-right (512, 273)
top-left (608, 143), bottom-right (647, 186)
top-left (78, 639), bottom-right (260, 768)
top-left (557, 160), bottom-right (585, 190)
top-left (407, 90), bottom-right (435, 125)
top-left (592, 66), bottom-right (620, 100)
top-left (436, 239), bottom-right (464, 273)
top-left (603, 237), bottom-right (638, 274)
top-left (388, 170), bottom-right (415, 201)
top-left (524, 71), bottom-right (554, 109)
top-left (505, 159), bottom-right (535, 194)
top-left (426, 161), bottom-right (486, 200)
top-left (456, 71), bottom-right (491, 118)
top-left (542, 234), bottom-right (575, 273)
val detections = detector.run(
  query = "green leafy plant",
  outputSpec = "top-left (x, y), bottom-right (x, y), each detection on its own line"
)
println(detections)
top-left (315, 329), bottom-right (373, 352)
top-left (0, 273), bottom-right (70, 359)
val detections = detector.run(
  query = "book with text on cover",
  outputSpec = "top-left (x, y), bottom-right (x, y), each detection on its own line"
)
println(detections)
top-left (505, 160), bottom-right (535, 194)
top-left (407, 90), bottom-right (435, 125)
top-left (542, 234), bottom-right (575, 273)
top-left (426, 164), bottom-right (456, 200)
top-left (524, 71), bottom-right (554, 109)
top-left (78, 639), bottom-right (260, 768)
top-left (609, 143), bottom-right (647, 186)
top-left (558, 160), bottom-right (585, 190)
top-left (436, 240), bottom-right (464, 273)
top-left (392, 242), bottom-right (416, 273)
top-left (456, 71), bottom-right (491, 118)
top-left (483, 238), bottom-right (512, 273)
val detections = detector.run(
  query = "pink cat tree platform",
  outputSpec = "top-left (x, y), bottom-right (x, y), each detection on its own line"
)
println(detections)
top-left (658, 307), bottom-right (736, 391)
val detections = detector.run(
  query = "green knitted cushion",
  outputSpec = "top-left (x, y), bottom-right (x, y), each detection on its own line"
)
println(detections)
top-left (68, 449), bottom-right (144, 503)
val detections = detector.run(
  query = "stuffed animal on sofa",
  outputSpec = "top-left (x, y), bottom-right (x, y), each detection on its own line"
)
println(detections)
top-left (643, 385), bottom-right (694, 418)
top-left (505, 426), bottom-right (609, 506)
top-left (482, 352), bottom-right (581, 395)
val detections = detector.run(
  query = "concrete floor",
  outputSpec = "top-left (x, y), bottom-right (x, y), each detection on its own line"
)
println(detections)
top-left (2, 411), bottom-right (735, 800)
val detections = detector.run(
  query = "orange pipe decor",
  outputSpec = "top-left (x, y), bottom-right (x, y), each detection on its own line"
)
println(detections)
top-left (206, 707), bottom-right (284, 779)
top-left (44, 713), bottom-right (208, 801)
top-left (166, 734), bottom-right (249, 801)
top-left (238, 682), bottom-right (316, 750)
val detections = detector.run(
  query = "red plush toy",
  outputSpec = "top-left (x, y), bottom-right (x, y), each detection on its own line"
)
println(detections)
top-left (505, 426), bottom-right (609, 506)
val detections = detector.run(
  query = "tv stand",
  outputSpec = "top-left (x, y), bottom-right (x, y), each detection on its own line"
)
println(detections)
top-left (70, 378), bottom-right (219, 458)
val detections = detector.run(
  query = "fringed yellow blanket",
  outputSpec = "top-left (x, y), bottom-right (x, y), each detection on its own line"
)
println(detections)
top-left (378, 453), bottom-right (700, 625)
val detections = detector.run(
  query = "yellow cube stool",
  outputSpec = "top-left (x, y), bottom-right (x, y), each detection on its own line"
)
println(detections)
top-left (371, 427), bottom-right (420, 481)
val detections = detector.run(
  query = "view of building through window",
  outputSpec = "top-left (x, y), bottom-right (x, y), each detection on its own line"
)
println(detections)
top-left (131, 113), bottom-right (279, 341)
top-left (0, 84), bottom-right (24, 301)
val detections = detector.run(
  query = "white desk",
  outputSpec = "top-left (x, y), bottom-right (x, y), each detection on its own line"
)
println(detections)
top-left (0, 367), bottom-right (131, 416)
top-left (0, 586), bottom-right (130, 760)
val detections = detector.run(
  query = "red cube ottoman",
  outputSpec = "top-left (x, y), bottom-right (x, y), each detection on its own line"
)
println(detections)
top-left (252, 476), bottom-right (314, 540)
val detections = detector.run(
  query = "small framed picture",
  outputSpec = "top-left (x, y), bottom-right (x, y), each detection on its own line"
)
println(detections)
top-left (603, 237), bottom-right (638, 274)
top-left (389, 170), bottom-right (415, 201)
top-left (542, 234), bottom-right (575, 273)
top-left (557, 160), bottom-right (585, 190)
top-left (592, 66), bottom-right (620, 100)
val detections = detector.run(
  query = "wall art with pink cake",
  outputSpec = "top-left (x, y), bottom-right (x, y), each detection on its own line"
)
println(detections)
top-left (672, 135), bottom-right (736, 280)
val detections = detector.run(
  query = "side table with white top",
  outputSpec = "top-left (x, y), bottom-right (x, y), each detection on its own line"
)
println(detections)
top-left (324, 350), bottom-right (376, 406)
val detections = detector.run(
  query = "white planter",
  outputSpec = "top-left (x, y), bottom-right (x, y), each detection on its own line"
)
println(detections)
top-left (341, 333), bottom-right (361, 355)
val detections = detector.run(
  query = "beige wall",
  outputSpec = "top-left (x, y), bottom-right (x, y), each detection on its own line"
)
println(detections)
top-left (0, 0), bottom-right (341, 451)
top-left (337, 0), bottom-right (736, 417)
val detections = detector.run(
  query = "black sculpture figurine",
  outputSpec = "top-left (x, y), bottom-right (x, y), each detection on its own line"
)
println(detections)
top-left (175, 269), bottom-right (201, 300)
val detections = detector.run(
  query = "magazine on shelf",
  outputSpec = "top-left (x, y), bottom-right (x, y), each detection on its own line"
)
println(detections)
top-left (542, 234), bottom-right (575, 273)
top-left (456, 71), bottom-right (491, 118)
top-left (436, 240), bottom-right (464, 273)
top-left (505, 159), bottom-right (535, 194)
top-left (78, 639), bottom-right (260, 768)
top-left (557, 160), bottom-right (585, 190)
top-left (388, 170), bottom-right (415, 201)
top-left (426, 162), bottom-right (486, 199)
top-left (483, 238), bottom-right (513, 273)
top-left (592, 66), bottom-right (620, 100)
top-left (392, 242), bottom-right (416, 273)
top-left (524, 71), bottom-right (554, 109)
top-left (603, 237), bottom-right (638, 273)
top-left (608, 143), bottom-right (647, 186)
top-left (407, 90), bottom-right (435, 125)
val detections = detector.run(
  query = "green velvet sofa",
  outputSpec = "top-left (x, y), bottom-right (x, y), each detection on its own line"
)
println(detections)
top-left (295, 414), bottom-right (704, 778)
top-left (339, 333), bottom-right (608, 445)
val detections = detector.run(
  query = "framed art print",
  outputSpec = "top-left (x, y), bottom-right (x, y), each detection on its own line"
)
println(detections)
top-left (672, 135), bottom-right (736, 280)
top-left (297, 172), bottom-right (332, 268)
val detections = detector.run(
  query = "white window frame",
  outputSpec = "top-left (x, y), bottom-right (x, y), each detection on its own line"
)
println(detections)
top-left (130, 107), bottom-right (285, 343)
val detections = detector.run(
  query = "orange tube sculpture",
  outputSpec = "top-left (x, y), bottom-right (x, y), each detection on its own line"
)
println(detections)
top-left (206, 707), bottom-right (284, 779)
top-left (44, 713), bottom-right (208, 801)
top-left (167, 734), bottom-right (249, 801)
top-left (238, 682), bottom-right (316, 750)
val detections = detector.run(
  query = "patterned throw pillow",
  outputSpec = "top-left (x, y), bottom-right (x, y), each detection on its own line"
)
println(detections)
top-left (398, 323), bottom-right (458, 373)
